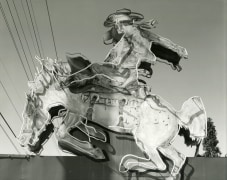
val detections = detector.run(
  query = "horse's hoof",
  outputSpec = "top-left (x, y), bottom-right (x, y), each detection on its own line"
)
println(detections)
top-left (119, 163), bottom-right (128, 173)
top-left (95, 131), bottom-right (107, 142)
top-left (171, 165), bottom-right (180, 176)
top-left (91, 147), bottom-right (105, 160)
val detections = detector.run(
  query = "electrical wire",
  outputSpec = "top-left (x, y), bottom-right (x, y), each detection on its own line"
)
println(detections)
top-left (0, 59), bottom-right (23, 103)
top-left (21, 0), bottom-right (38, 57)
top-left (0, 113), bottom-right (17, 138)
top-left (0, 1), bottom-right (30, 80)
top-left (29, 0), bottom-right (45, 58)
top-left (25, 0), bottom-right (42, 58)
top-left (45, 0), bottom-right (58, 60)
top-left (0, 123), bottom-right (20, 154)
top-left (12, 0), bottom-right (36, 71)
top-left (0, 80), bottom-right (23, 123)
top-left (0, 113), bottom-right (20, 154)
top-left (5, 0), bottom-right (34, 80)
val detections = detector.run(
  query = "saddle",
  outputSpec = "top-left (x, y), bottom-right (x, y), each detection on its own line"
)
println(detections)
top-left (65, 54), bottom-right (149, 95)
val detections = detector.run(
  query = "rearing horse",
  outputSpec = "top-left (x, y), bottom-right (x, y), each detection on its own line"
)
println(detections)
top-left (18, 57), bottom-right (206, 176)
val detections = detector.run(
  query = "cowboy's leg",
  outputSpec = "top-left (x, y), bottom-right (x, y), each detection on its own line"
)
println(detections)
top-left (119, 69), bottom-right (137, 88)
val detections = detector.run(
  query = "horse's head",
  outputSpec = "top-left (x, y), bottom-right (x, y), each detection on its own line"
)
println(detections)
top-left (18, 58), bottom-right (69, 153)
top-left (18, 93), bottom-right (51, 153)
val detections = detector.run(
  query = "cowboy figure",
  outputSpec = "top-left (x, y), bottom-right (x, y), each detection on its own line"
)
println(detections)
top-left (103, 9), bottom-right (188, 90)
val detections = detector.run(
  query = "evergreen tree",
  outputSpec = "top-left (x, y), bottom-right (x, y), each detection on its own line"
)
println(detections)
top-left (179, 117), bottom-right (222, 157)
top-left (202, 117), bottom-right (222, 157)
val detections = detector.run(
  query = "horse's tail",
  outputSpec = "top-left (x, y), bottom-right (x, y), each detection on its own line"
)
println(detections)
top-left (177, 96), bottom-right (207, 141)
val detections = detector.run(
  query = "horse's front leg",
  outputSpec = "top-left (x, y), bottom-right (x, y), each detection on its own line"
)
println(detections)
top-left (77, 119), bottom-right (107, 142)
top-left (55, 123), bottom-right (105, 159)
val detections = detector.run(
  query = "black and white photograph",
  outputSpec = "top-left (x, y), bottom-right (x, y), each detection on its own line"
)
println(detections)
top-left (0, 0), bottom-right (226, 179)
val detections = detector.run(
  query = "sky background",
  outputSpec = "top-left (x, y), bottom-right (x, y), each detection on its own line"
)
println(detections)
top-left (0, 0), bottom-right (226, 156)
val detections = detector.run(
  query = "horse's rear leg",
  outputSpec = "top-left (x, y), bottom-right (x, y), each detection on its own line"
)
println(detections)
top-left (120, 147), bottom-right (166, 173)
top-left (158, 145), bottom-right (186, 176)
